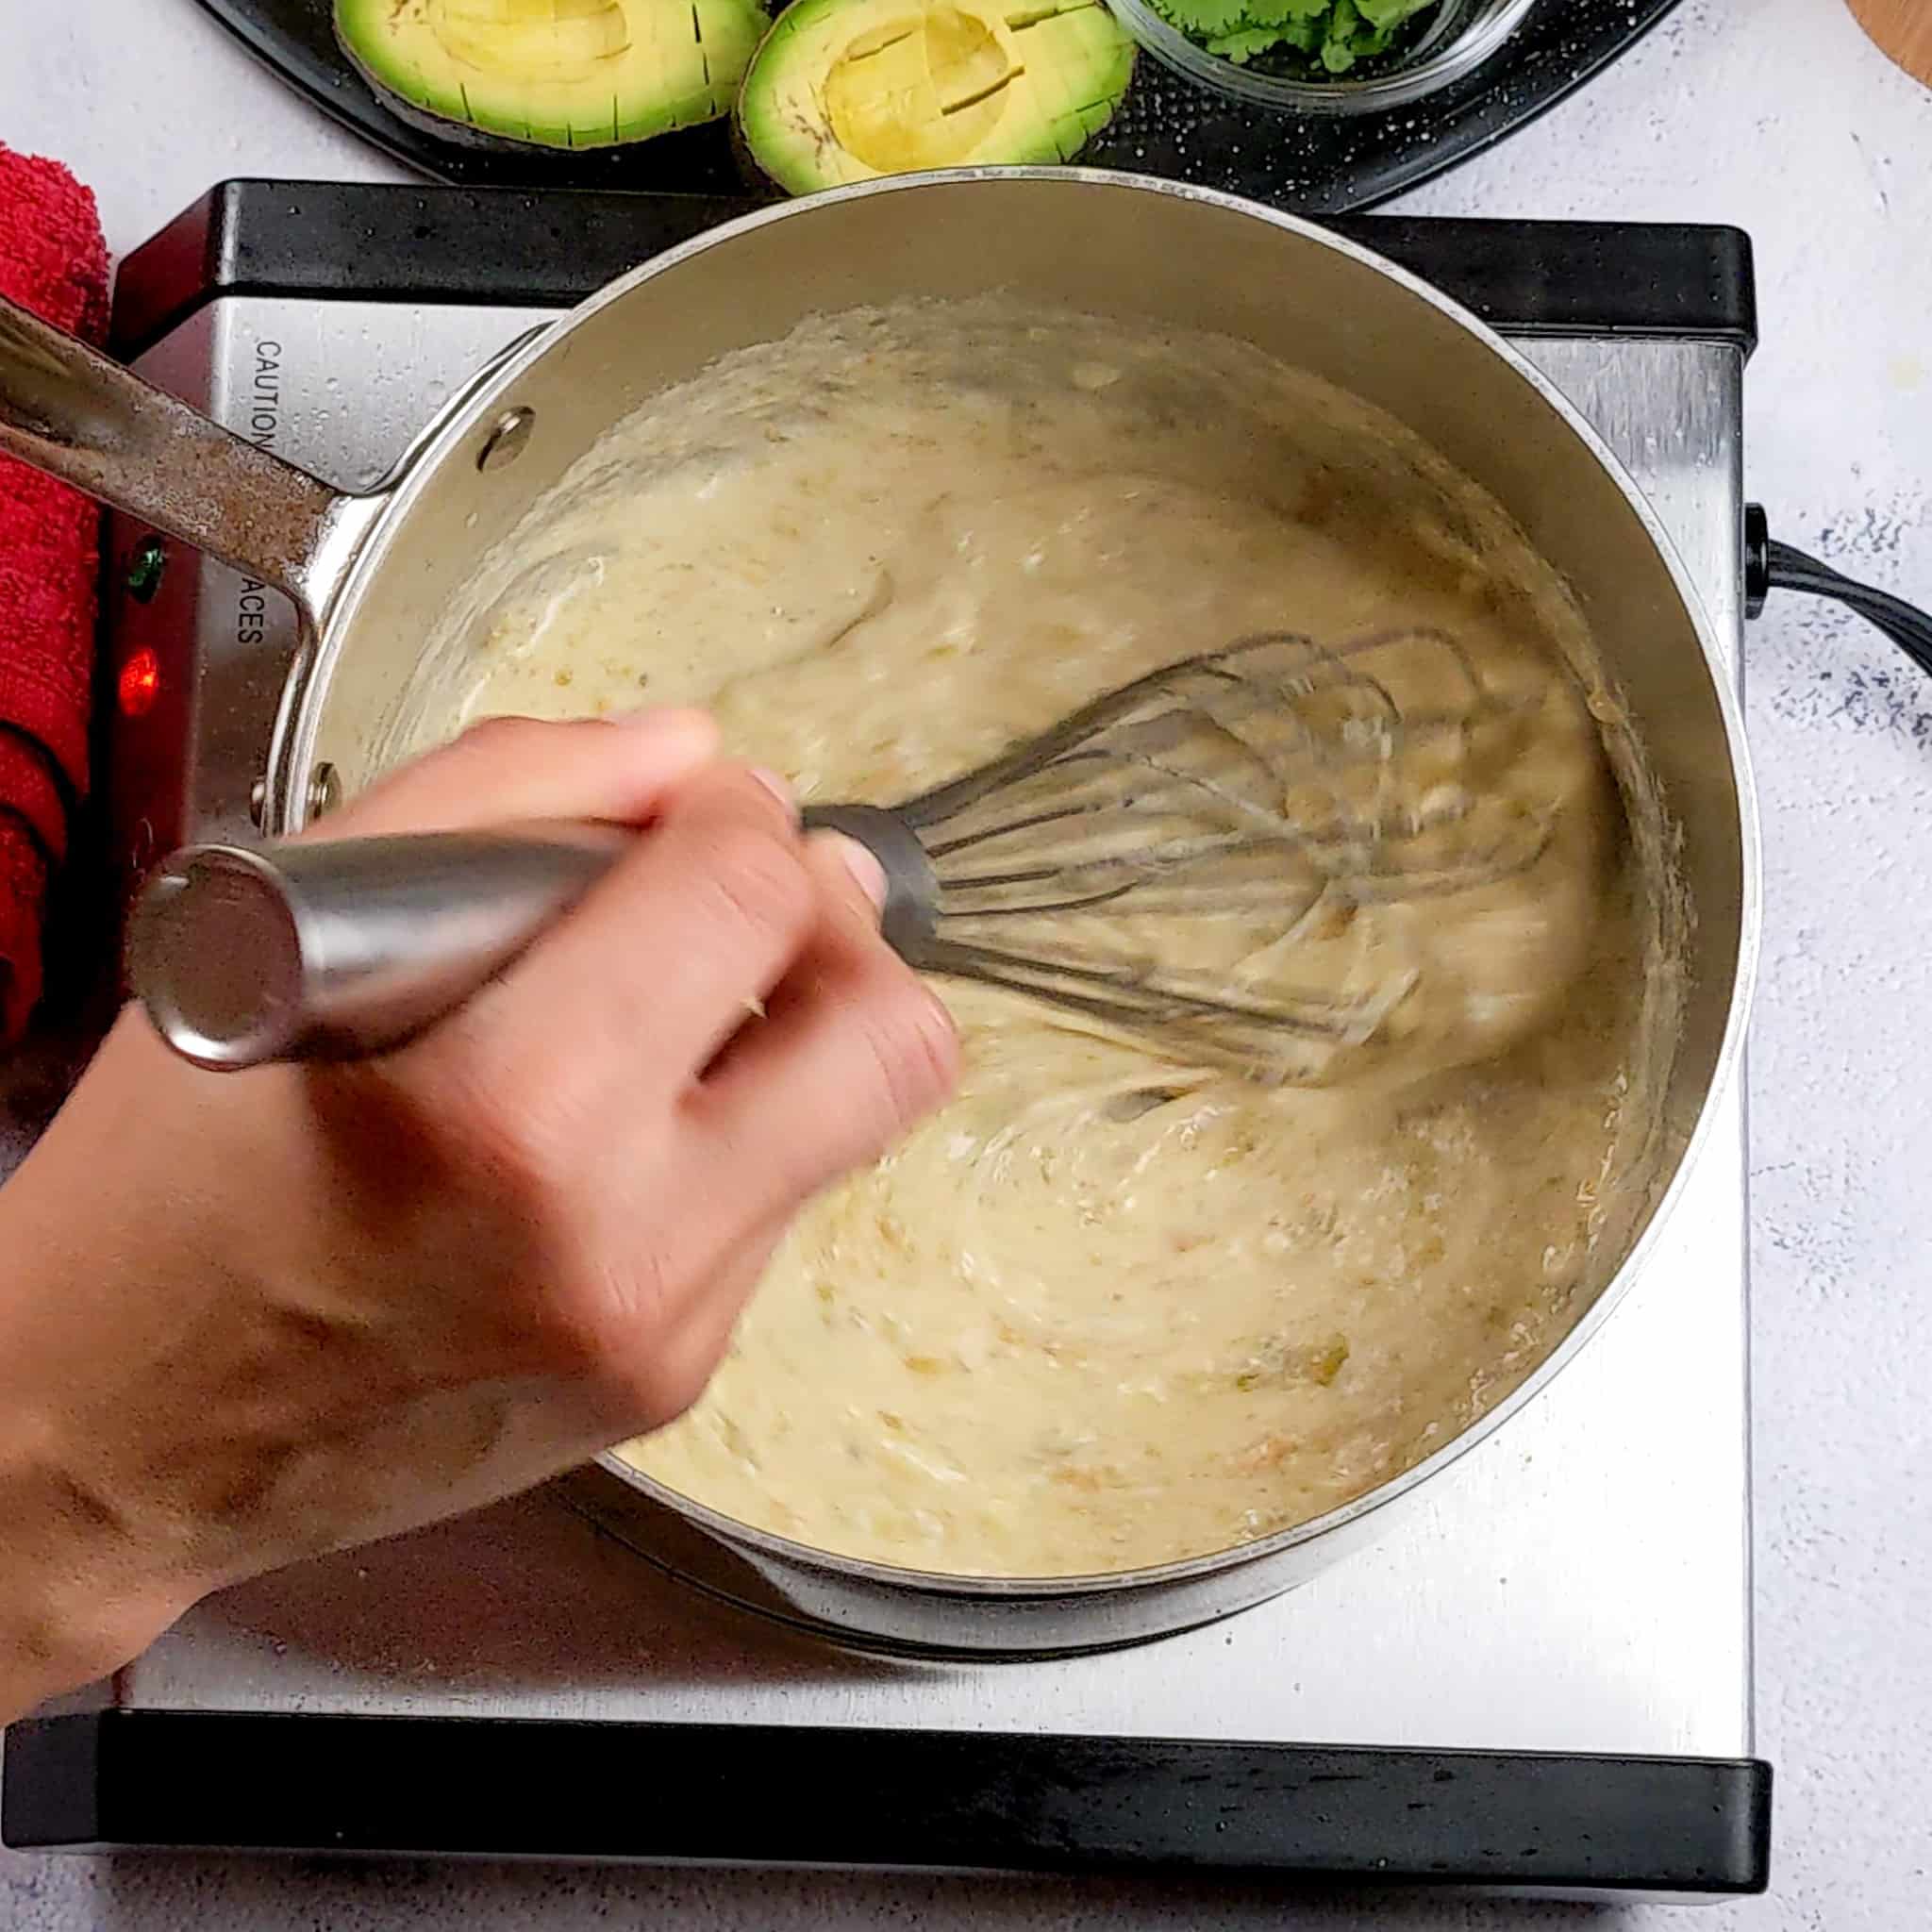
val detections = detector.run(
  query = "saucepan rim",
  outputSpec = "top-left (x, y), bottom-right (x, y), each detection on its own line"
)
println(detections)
top-left (275, 168), bottom-right (1761, 1607)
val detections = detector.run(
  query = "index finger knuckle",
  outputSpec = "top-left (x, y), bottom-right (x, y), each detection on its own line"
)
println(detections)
top-left (685, 819), bottom-right (817, 961)
top-left (843, 969), bottom-right (960, 1141)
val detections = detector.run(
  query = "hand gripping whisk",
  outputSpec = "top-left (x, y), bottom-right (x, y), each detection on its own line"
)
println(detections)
top-left (128, 629), bottom-right (1558, 1077)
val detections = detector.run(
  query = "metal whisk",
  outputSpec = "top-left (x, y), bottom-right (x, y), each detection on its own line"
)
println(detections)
top-left (130, 629), bottom-right (1557, 1076)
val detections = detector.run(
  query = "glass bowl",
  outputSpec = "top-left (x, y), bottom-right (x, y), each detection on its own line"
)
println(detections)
top-left (1107, 0), bottom-right (1541, 115)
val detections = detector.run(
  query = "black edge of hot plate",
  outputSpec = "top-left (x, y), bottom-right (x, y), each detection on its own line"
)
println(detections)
top-left (5, 1711), bottom-right (1771, 1893)
top-left (191, 0), bottom-right (1686, 215)
top-left (108, 178), bottom-right (1758, 364)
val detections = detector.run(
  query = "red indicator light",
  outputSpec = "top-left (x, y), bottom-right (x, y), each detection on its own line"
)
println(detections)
top-left (118, 647), bottom-right (160, 718)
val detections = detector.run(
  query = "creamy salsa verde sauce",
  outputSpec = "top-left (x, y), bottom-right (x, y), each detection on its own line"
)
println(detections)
top-left (382, 301), bottom-right (1667, 1577)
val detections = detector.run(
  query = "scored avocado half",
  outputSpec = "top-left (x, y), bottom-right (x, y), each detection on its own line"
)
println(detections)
top-left (736, 0), bottom-right (1136, 194)
top-left (335, 0), bottom-right (772, 149)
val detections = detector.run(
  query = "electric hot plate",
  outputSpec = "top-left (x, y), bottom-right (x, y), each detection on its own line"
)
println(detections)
top-left (3, 180), bottom-right (1768, 1897)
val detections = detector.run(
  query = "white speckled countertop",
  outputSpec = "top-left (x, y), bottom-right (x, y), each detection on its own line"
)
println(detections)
top-left (4, 0), bottom-right (1930, 1923)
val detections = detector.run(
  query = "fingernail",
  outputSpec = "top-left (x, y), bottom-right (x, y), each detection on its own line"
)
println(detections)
top-left (826, 832), bottom-right (888, 910)
top-left (749, 767), bottom-right (795, 811)
top-left (615, 706), bottom-right (715, 743)
top-left (612, 708), bottom-right (722, 773)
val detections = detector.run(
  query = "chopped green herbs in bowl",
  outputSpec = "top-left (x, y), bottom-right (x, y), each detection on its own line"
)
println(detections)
top-left (1152, 0), bottom-right (1442, 78)
top-left (1104, 0), bottom-right (1537, 114)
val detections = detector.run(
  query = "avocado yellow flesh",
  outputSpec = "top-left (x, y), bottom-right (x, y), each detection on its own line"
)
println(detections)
top-left (738, 0), bottom-right (1135, 194)
top-left (434, 0), bottom-right (631, 75)
top-left (335, 0), bottom-right (771, 148)
top-left (824, 8), bottom-right (1014, 169)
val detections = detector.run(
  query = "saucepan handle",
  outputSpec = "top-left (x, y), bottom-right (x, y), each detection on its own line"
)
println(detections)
top-left (0, 292), bottom-right (361, 620)
top-left (1746, 504), bottom-right (1932, 679)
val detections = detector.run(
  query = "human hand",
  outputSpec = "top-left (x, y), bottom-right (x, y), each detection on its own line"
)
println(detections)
top-left (0, 710), bottom-right (958, 1722)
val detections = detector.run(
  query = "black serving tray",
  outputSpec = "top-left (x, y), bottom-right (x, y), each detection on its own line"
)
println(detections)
top-left (194, 0), bottom-right (1685, 212)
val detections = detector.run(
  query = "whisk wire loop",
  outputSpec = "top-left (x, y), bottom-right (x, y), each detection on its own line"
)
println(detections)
top-left (887, 628), bottom-right (1557, 1070)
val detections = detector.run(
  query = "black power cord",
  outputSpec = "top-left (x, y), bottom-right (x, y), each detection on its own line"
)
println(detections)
top-left (1745, 503), bottom-right (1932, 679)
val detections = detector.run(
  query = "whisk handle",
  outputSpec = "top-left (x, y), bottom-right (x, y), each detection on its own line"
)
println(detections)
top-left (129, 808), bottom-right (936, 1072)
top-left (126, 824), bottom-right (633, 1070)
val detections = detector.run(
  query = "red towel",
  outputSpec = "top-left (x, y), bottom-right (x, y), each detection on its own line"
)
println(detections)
top-left (0, 146), bottom-right (108, 1046)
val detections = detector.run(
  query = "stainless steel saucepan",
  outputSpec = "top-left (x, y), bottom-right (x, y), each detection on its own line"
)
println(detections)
top-left (0, 171), bottom-right (1757, 1657)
